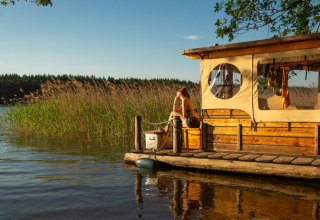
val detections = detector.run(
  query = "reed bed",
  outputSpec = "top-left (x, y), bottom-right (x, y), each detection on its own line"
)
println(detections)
top-left (2, 77), bottom-right (200, 150)
top-left (259, 86), bottom-right (319, 109)
top-left (288, 87), bottom-right (318, 108)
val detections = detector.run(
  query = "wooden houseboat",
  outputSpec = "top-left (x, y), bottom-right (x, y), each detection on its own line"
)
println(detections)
top-left (125, 33), bottom-right (320, 180)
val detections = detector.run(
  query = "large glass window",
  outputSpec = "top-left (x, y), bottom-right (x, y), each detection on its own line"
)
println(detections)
top-left (258, 57), bottom-right (320, 110)
top-left (208, 63), bottom-right (242, 99)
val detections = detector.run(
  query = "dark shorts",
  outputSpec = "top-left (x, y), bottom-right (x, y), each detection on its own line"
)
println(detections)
top-left (187, 117), bottom-right (200, 128)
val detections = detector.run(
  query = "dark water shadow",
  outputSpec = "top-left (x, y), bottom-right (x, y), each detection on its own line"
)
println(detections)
top-left (126, 163), bottom-right (320, 220)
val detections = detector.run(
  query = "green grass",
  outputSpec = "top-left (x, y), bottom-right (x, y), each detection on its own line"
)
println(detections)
top-left (1, 78), bottom-right (200, 150)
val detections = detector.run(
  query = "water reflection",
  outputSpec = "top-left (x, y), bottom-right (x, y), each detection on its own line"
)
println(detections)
top-left (2, 132), bottom-right (126, 161)
top-left (127, 164), bottom-right (320, 219)
top-left (2, 106), bottom-right (320, 219)
top-left (0, 133), bottom-right (137, 219)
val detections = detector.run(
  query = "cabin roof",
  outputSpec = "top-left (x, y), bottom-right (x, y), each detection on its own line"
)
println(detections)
top-left (182, 33), bottom-right (320, 60)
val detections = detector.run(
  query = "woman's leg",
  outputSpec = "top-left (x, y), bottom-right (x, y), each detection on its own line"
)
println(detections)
top-left (166, 111), bottom-right (185, 132)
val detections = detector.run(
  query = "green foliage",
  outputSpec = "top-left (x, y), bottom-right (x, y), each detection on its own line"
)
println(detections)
top-left (1, 0), bottom-right (52, 6)
top-left (0, 74), bottom-right (83, 104)
top-left (0, 74), bottom-right (196, 105)
top-left (214, 0), bottom-right (320, 41)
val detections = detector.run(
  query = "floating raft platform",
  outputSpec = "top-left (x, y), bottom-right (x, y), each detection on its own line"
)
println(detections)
top-left (126, 34), bottom-right (320, 180)
top-left (124, 150), bottom-right (320, 180)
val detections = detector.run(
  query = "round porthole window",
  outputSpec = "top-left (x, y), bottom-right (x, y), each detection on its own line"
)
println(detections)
top-left (208, 63), bottom-right (242, 99)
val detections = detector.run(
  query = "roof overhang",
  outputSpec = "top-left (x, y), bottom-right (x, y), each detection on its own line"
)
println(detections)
top-left (182, 33), bottom-right (320, 60)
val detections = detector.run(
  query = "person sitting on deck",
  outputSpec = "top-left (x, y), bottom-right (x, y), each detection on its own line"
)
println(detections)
top-left (167, 87), bottom-right (200, 129)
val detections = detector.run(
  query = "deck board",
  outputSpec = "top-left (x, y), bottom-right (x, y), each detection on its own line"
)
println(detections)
top-left (238, 154), bottom-right (261, 161)
top-left (207, 152), bottom-right (230, 159)
top-left (125, 152), bottom-right (320, 180)
top-left (291, 157), bottom-right (316, 165)
top-left (194, 152), bottom-right (214, 158)
top-left (180, 152), bottom-right (194, 157)
top-left (311, 159), bottom-right (320, 166)
top-left (222, 153), bottom-right (244, 160)
top-left (273, 156), bottom-right (296, 164)
top-left (255, 155), bottom-right (278, 163)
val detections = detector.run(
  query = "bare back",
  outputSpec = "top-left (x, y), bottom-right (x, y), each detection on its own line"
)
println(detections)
top-left (182, 98), bottom-right (200, 119)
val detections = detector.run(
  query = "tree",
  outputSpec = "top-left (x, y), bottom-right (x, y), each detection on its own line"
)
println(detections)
top-left (1, 0), bottom-right (52, 6)
top-left (214, 0), bottom-right (320, 41)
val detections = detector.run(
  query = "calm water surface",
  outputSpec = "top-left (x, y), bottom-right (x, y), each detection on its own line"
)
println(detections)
top-left (1, 108), bottom-right (320, 219)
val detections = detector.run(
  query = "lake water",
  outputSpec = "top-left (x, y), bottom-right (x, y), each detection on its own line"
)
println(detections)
top-left (1, 108), bottom-right (320, 219)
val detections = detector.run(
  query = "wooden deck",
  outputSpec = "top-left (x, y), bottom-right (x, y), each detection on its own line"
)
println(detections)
top-left (202, 109), bottom-right (320, 155)
top-left (124, 150), bottom-right (320, 180)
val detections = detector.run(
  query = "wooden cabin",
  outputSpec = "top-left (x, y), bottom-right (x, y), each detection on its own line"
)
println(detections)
top-left (125, 33), bottom-right (320, 180)
top-left (182, 33), bottom-right (320, 156)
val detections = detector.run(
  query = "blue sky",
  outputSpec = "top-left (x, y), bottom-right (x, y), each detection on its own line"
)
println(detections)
top-left (0, 0), bottom-right (268, 82)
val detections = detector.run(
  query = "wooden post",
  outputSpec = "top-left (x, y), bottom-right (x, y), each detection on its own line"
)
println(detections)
top-left (202, 123), bottom-right (208, 151)
top-left (185, 129), bottom-right (189, 150)
top-left (315, 125), bottom-right (320, 155)
top-left (318, 72), bottom-right (320, 93)
top-left (173, 116), bottom-right (182, 153)
top-left (135, 115), bottom-right (142, 151)
top-left (237, 123), bottom-right (242, 151)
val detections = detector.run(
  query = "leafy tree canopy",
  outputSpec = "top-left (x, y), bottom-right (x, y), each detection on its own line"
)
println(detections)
top-left (1, 0), bottom-right (52, 6)
top-left (214, 0), bottom-right (320, 41)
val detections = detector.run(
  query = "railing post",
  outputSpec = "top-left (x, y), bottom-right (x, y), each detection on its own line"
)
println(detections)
top-left (135, 115), bottom-right (142, 151)
top-left (315, 125), bottom-right (320, 155)
top-left (237, 123), bottom-right (242, 151)
top-left (173, 116), bottom-right (182, 153)
top-left (202, 122), bottom-right (207, 150)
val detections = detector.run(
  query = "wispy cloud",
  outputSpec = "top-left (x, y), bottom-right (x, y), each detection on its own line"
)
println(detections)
top-left (184, 35), bottom-right (202, 40)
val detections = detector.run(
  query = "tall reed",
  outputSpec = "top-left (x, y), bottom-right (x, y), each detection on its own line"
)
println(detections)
top-left (2, 77), bottom-right (200, 150)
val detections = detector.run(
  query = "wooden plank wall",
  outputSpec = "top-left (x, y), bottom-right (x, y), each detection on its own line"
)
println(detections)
top-left (202, 109), bottom-right (320, 156)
